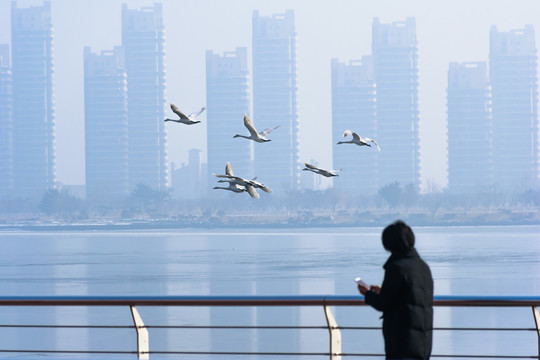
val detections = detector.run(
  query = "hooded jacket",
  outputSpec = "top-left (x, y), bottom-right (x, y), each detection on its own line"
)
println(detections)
top-left (364, 248), bottom-right (433, 359)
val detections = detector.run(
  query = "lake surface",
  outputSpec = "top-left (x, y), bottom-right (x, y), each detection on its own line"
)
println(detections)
top-left (0, 225), bottom-right (539, 358)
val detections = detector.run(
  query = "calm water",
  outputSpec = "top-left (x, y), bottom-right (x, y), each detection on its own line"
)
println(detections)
top-left (0, 225), bottom-right (539, 358)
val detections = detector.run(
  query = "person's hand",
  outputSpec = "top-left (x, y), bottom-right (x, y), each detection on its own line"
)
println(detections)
top-left (370, 285), bottom-right (381, 294)
top-left (357, 283), bottom-right (369, 295)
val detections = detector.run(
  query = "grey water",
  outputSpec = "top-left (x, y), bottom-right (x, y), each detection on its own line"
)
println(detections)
top-left (0, 225), bottom-right (539, 358)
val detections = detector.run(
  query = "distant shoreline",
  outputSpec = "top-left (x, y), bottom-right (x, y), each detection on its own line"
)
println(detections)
top-left (1, 211), bottom-right (539, 232)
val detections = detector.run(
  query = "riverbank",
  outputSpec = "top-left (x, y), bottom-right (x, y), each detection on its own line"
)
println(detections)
top-left (1, 207), bottom-right (539, 231)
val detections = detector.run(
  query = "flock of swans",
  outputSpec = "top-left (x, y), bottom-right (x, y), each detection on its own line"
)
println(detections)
top-left (165, 103), bottom-right (381, 198)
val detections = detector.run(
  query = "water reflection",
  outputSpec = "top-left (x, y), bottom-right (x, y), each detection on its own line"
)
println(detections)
top-left (0, 226), bottom-right (538, 358)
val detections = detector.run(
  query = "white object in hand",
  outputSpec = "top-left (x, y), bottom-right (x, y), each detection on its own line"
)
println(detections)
top-left (354, 277), bottom-right (368, 288)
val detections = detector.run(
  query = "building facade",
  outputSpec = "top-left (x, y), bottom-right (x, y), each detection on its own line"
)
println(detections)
top-left (331, 57), bottom-right (378, 195)
top-left (252, 10), bottom-right (299, 193)
top-left (83, 46), bottom-right (129, 202)
top-left (0, 45), bottom-right (13, 198)
top-left (11, 1), bottom-right (56, 199)
top-left (489, 25), bottom-right (538, 191)
top-left (372, 17), bottom-right (420, 191)
top-left (447, 62), bottom-right (492, 193)
top-left (121, 4), bottom-right (168, 191)
top-left (206, 48), bottom-right (252, 185)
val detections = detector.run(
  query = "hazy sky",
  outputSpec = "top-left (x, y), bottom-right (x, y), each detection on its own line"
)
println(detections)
top-left (1, 0), bottom-right (539, 190)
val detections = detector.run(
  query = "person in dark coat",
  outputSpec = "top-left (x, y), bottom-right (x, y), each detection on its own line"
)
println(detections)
top-left (357, 220), bottom-right (433, 360)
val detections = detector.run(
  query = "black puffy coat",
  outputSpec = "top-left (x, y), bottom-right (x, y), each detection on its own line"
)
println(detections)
top-left (364, 248), bottom-right (433, 359)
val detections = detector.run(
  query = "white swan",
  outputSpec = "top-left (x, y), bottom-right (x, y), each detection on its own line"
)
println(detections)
top-left (302, 162), bottom-right (341, 177)
top-left (164, 104), bottom-right (206, 125)
top-left (212, 162), bottom-right (260, 198)
top-left (337, 130), bottom-right (380, 151)
top-left (213, 183), bottom-right (247, 194)
top-left (214, 168), bottom-right (272, 197)
top-left (217, 177), bottom-right (272, 194)
top-left (233, 114), bottom-right (280, 143)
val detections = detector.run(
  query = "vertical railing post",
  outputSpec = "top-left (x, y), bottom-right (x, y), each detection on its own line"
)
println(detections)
top-left (323, 304), bottom-right (342, 360)
top-left (533, 306), bottom-right (540, 360)
top-left (130, 305), bottom-right (149, 360)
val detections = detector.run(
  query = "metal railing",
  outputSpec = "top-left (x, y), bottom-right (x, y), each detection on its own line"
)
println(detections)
top-left (0, 295), bottom-right (539, 359)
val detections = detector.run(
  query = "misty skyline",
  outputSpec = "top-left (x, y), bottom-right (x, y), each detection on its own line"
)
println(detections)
top-left (1, 0), bottom-right (540, 191)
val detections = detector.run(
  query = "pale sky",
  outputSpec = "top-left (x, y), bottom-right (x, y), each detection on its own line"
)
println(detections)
top-left (1, 0), bottom-right (539, 190)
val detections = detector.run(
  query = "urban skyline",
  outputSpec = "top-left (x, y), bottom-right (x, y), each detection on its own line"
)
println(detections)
top-left (0, 1), bottom-right (539, 200)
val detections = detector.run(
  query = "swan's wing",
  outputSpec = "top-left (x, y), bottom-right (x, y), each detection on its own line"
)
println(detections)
top-left (342, 130), bottom-right (353, 138)
top-left (365, 137), bottom-right (381, 151)
top-left (225, 162), bottom-right (234, 176)
top-left (247, 179), bottom-right (272, 193)
top-left (245, 184), bottom-right (260, 199)
top-left (260, 125), bottom-right (280, 137)
top-left (189, 106), bottom-right (206, 119)
top-left (304, 162), bottom-right (319, 171)
top-left (170, 104), bottom-right (190, 120)
top-left (350, 131), bottom-right (361, 142)
top-left (243, 114), bottom-right (259, 137)
top-left (213, 173), bottom-right (239, 180)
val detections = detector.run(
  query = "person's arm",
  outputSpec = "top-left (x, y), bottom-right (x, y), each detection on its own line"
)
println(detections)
top-left (364, 265), bottom-right (403, 312)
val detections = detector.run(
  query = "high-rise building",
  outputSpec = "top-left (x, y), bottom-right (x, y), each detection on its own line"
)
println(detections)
top-left (122, 4), bottom-right (167, 191)
top-left (0, 45), bottom-right (13, 198)
top-left (83, 46), bottom-right (129, 202)
top-left (447, 62), bottom-right (492, 193)
top-left (252, 10), bottom-right (299, 193)
top-left (372, 17), bottom-right (420, 191)
top-left (11, 1), bottom-right (56, 199)
top-left (331, 57), bottom-right (378, 194)
top-left (490, 25), bottom-right (538, 191)
top-left (206, 48), bottom-right (251, 184)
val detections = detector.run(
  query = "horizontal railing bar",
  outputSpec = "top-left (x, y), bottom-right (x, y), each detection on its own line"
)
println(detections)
top-left (0, 349), bottom-right (137, 354)
top-left (0, 324), bottom-right (133, 328)
top-left (0, 295), bottom-right (539, 307)
top-left (340, 326), bottom-right (536, 331)
top-left (0, 349), bottom-right (534, 358)
top-left (430, 356), bottom-right (536, 359)
top-left (433, 327), bottom-right (536, 331)
top-left (0, 324), bottom-right (535, 332)
top-left (149, 351), bottom-right (332, 356)
top-left (0, 324), bottom-right (329, 330)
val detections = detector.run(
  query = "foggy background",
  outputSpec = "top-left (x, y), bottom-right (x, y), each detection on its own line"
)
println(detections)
top-left (1, 0), bottom-right (539, 190)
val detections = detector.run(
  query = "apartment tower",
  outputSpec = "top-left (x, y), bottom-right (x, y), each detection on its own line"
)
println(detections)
top-left (447, 62), bottom-right (492, 193)
top-left (206, 47), bottom-right (252, 184)
top-left (11, 1), bottom-right (56, 198)
top-left (83, 47), bottom-right (129, 202)
top-left (121, 4), bottom-right (168, 191)
top-left (252, 10), bottom-right (299, 192)
top-left (372, 17), bottom-right (420, 191)
top-left (490, 25), bottom-right (538, 191)
top-left (0, 45), bottom-right (13, 198)
top-left (331, 57), bottom-right (378, 194)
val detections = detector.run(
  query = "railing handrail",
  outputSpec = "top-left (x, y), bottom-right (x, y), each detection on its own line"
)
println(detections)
top-left (0, 294), bottom-right (539, 306)
top-left (1, 295), bottom-right (539, 359)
